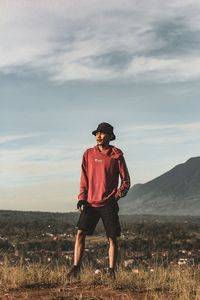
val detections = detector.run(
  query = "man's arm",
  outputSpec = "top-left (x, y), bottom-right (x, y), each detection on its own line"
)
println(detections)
top-left (115, 156), bottom-right (131, 200)
top-left (77, 151), bottom-right (88, 201)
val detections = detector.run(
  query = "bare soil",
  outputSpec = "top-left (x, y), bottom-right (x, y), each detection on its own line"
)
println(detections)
top-left (0, 283), bottom-right (160, 300)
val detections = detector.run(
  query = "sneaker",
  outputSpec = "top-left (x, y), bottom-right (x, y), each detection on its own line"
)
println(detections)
top-left (107, 268), bottom-right (116, 279)
top-left (67, 265), bottom-right (80, 279)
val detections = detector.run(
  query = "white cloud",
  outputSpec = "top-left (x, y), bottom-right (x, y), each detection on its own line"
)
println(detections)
top-left (1, 0), bottom-right (200, 81)
top-left (0, 133), bottom-right (40, 144)
top-left (128, 135), bottom-right (199, 146)
top-left (0, 135), bottom-right (89, 187)
top-left (120, 121), bottom-right (200, 132)
top-left (119, 121), bottom-right (200, 145)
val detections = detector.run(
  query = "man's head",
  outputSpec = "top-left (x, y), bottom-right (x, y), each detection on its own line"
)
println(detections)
top-left (92, 122), bottom-right (116, 147)
top-left (95, 131), bottom-right (111, 147)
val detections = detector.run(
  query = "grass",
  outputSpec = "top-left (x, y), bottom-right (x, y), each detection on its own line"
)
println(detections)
top-left (0, 255), bottom-right (200, 299)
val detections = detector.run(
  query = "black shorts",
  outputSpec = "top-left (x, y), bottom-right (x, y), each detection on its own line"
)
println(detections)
top-left (76, 199), bottom-right (121, 238)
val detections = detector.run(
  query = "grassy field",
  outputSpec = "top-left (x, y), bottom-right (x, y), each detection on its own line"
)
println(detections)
top-left (0, 255), bottom-right (200, 299)
top-left (1, 211), bottom-right (200, 299)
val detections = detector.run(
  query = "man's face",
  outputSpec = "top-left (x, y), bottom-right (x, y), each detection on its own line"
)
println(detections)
top-left (96, 131), bottom-right (111, 146)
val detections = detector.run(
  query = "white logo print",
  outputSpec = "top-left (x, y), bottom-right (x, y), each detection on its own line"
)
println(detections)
top-left (94, 158), bottom-right (103, 163)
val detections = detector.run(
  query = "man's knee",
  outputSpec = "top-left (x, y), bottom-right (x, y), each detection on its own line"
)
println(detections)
top-left (76, 229), bottom-right (87, 241)
top-left (108, 236), bottom-right (118, 246)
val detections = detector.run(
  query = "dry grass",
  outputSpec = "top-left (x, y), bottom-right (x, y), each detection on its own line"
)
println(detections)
top-left (80, 264), bottom-right (200, 299)
top-left (0, 255), bottom-right (200, 299)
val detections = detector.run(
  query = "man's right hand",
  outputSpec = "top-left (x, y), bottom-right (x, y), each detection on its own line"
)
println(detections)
top-left (77, 200), bottom-right (87, 212)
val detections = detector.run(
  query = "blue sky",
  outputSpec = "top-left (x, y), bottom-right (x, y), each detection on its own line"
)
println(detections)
top-left (0, 0), bottom-right (200, 212)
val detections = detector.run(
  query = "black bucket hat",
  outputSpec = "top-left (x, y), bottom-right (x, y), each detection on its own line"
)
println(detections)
top-left (92, 122), bottom-right (116, 141)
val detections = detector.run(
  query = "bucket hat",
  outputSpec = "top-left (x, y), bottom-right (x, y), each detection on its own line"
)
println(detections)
top-left (92, 122), bottom-right (116, 141)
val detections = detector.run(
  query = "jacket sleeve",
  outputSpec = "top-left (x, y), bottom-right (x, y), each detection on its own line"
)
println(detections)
top-left (77, 151), bottom-right (88, 201)
top-left (115, 156), bottom-right (131, 200)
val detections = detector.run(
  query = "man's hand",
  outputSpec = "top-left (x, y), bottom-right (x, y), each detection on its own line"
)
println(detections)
top-left (114, 191), bottom-right (121, 201)
top-left (77, 200), bottom-right (87, 212)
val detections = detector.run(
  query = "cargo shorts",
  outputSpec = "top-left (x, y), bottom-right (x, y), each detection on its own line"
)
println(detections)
top-left (76, 199), bottom-right (121, 238)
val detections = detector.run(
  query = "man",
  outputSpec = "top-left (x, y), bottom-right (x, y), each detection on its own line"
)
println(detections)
top-left (67, 122), bottom-right (131, 279)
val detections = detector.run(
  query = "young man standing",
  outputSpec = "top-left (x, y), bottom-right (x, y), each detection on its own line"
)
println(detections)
top-left (67, 122), bottom-right (131, 279)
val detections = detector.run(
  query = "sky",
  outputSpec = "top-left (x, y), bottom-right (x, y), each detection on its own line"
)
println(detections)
top-left (0, 0), bottom-right (200, 212)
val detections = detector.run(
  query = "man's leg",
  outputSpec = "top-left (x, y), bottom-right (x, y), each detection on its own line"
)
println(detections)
top-left (74, 229), bottom-right (87, 266)
top-left (67, 229), bottom-right (87, 279)
top-left (73, 205), bottom-right (99, 267)
top-left (100, 200), bottom-right (121, 278)
top-left (68, 205), bottom-right (99, 279)
top-left (107, 236), bottom-right (118, 269)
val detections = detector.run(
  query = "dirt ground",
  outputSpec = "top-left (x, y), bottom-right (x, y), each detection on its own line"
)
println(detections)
top-left (0, 283), bottom-right (157, 300)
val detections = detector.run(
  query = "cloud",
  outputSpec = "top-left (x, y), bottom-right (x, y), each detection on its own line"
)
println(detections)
top-left (0, 133), bottom-right (41, 144)
top-left (1, 0), bottom-right (200, 82)
top-left (120, 121), bottom-right (200, 132)
top-left (119, 121), bottom-right (200, 145)
top-left (0, 133), bottom-right (88, 187)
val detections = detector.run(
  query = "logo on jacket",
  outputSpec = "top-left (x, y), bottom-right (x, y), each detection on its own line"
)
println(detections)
top-left (94, 158), bottom-right (103, 163)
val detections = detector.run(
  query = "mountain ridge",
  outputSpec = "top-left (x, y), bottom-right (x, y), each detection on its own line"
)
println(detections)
top-left (119, 157), bottom-right (200, 215)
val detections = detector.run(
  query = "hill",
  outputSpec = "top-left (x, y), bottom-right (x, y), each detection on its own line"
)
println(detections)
top-left (119, 157), bottom-right (200, 215)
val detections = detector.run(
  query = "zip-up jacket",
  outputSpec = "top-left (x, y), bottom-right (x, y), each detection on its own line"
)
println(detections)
top-left (78, 145), bottom-right (131, 207)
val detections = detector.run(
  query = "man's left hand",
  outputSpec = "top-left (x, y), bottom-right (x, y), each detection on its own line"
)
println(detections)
top-left (77, 200), bottom-right (87, 212)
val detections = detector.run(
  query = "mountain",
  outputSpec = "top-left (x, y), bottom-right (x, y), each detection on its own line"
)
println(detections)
top-left (119, 157), bottom-right (200, 215)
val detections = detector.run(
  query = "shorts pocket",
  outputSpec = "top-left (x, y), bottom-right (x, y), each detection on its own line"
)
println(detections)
top-left (109, 199), bottom-right (119, 212)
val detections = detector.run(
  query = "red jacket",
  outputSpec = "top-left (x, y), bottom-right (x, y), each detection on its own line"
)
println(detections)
top-left (78, 145), bottom-right (131, 207)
